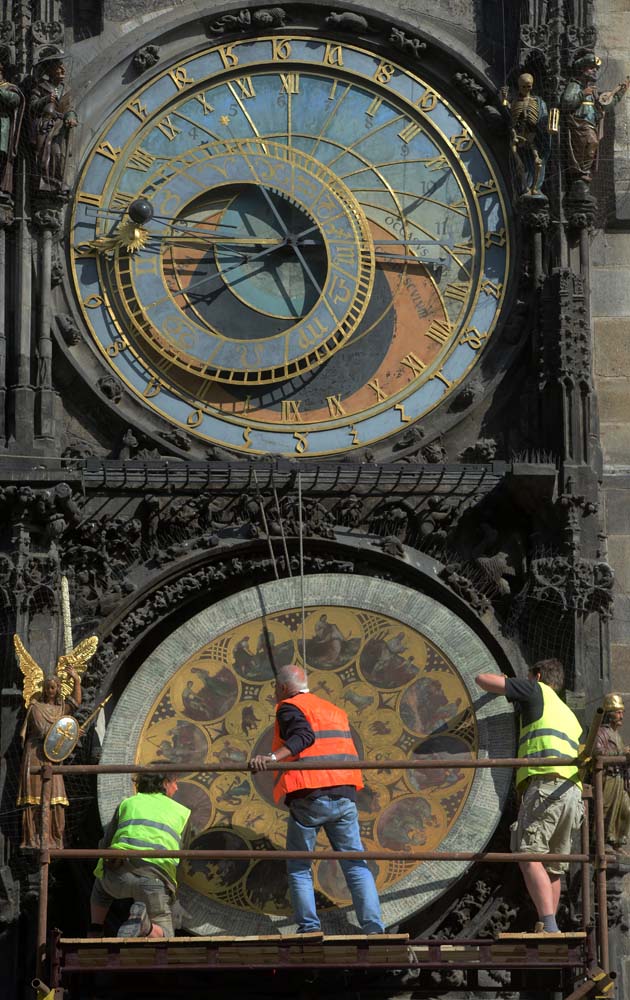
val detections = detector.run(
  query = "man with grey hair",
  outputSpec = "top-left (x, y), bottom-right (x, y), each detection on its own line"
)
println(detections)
top-left (250, 663), bottom-right (384, 934)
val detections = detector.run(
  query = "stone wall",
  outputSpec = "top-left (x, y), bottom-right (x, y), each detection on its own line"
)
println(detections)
top-left (592, 1), bottom-right (630, 745)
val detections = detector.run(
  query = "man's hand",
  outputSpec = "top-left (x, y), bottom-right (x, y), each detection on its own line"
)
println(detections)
top-left (249, 754), bottom-right (275, 772)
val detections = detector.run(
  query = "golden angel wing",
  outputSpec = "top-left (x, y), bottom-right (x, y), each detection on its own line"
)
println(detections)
top-left (56, 635), bottom-right (99, 699)
top-left (13, 634), bottom-right (45, 708)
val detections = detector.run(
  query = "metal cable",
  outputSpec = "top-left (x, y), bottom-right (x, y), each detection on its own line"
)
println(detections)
top-left (252, 469), bottom-right (279, 580)
top-left (297, 471), bottom-right (306, 670)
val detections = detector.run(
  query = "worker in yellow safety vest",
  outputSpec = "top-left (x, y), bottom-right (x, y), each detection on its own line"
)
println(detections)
top-left (90, 770), bottom-right (191, 938)
top-left (476, 659), bottom-right (583, 934)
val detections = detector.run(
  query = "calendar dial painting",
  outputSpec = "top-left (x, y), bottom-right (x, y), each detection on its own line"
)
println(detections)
top-left (137, 605), bottom-right (477, 918)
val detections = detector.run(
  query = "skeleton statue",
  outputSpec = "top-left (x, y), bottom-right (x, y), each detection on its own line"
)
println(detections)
top-left (502, 73), bottom-right (551, 196)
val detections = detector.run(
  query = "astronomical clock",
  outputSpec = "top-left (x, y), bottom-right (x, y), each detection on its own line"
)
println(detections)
top-left (70, 32), bottom-right (512, 457)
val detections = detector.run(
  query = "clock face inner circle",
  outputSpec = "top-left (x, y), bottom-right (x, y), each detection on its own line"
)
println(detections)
top-left (171, 187), bottom-right (329, 332)
top-left (72, 37), bottom-right (511, 455)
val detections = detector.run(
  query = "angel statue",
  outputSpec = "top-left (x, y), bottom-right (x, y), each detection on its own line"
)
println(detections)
top-left (15, 634), bottom-right (98, 849)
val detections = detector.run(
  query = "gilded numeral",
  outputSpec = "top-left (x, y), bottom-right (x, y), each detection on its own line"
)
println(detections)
top-left (293, 431), bottom-right (308, 454)
top-left (272, 38), bottom-right (292, 61)
top-left (234, 77), bottom-right (256, 99)
top-left (133, 254), bottom-right (159, 275)
top-left (367, 379), bottom-right (387, 402)
top-left (484, 229), bottom-right (507, 248)
top-left (426, 320), bottom-right (451, 344)
top-left (349, 425), bottom-right (361, 446)
top-left (398, 121), bottom-right (421, 144)
top-left (394, 404), bottom-right (411, 424)
top-left (243, 426), bottom-right (252, 449)
top-left (323, 43), bottom-right (343, 66)
top-left (444, 282), bottom-right (469, 303)
top-left (432, 371), bottom-right (452, 388)
top-left (280, 72), bottom-right (300, 94)
top-left (109, 190), bottom-right (134, 213)
top-left (128, 98), bottom-right (148, 120)
top-left (169, 66), bottom-right (193, 90)
top-left (460, 327), bottom-right (488, 351)
top-left (96, 140), bottom-right (121, 162)
top-left (298, 316), bottom-right (328, 350)
top-left (84, 294), bottom-right (104, 309)
top-left (143, 377), bottom-right (162, 398)
top-left (326, 394), bottom-right (346, 417)
top-left (77, 191), bottom-right (102, 207)
top-left (480, 278), bottom-right (502, 299)
top-left (425, 154), bottom-right (448, 171)
top-left (195, 92), bottom-right (215, 115)
top-left (106, 339), bottom-right (126, 357)
top-left (219, 44), bottom-right (239, 68)
top-left (418, 88), bottom-right (438, 111)
top-left (328, 79), bottom-right (339, 101)
top-left (365, 95), bottom-right (382, 118)
top-left (157, 116), bottom-right (181, 141)
top-left (281, 400), bottom-right (303, 422)
top-left (373, 61), bottom-right (395, 84)
top-left (127, 148), bottom-right (156, 171)
top-left (474, 179), bottom-right (498, 198)
top-left (330, 274), bottom-right (351, 304)
top-left (450, 130), bottom-right (473, 151)
top-left (187, 408), bottom-right (203, 427)
top-left (332, 245), bottom-right (356, 267)
top-left (453, 241), bottom-right (473, 255)
top-left (401, 352), bottom-right (426, 377)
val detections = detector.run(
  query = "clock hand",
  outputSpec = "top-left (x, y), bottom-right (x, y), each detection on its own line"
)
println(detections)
top-left (148, 232), bottom-right (285, 245)
top-left (147, 241), bottom-right (286, 309)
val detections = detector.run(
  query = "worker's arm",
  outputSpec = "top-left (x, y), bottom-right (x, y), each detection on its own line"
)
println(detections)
top-left (475, 673), bottom-right (507, 695)
top-left (249, 702), bottom-right (314, 772)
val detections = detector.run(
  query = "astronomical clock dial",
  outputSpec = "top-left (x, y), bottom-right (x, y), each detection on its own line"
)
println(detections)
top-left (71, 35), bottom-right (511, 456)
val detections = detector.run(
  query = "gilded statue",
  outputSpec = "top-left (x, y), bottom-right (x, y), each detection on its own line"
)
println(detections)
top-left (15, 634), bottom-right (97, 848)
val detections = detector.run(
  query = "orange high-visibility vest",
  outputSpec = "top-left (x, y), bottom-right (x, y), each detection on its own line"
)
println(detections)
top-left (272, 692), bottom-right (363, 803)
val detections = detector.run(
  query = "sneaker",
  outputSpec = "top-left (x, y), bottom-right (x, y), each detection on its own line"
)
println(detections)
top-left (117, 902), bottom-right (152, 937)
top-left (533, 921), bottom-right (562, 935)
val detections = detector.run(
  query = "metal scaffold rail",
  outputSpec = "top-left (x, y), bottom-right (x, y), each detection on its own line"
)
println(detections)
top-left (30, 752), bottom-right (621, 999)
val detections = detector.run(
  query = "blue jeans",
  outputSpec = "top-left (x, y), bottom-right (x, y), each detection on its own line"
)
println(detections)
top-left (286, 794), bottom-right (384, 933)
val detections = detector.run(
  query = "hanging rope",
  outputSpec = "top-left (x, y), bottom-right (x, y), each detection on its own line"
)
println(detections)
top-left (271, 471), bottom-right (292, 578)
top-left (297, 471), bottom-right (307, 672)
top-left (252, 469), bottom-right (279, 580)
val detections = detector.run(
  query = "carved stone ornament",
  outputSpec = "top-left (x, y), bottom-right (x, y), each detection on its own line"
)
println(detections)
top-left (206, 7), bottom-right (287, 35)
top-left (389, 27), bottom-right (426, 60)
top-left (31, 20), bottom-right (64, 45)
top-left (32, 205), bottom-right (64, 232)
top-left (438, 563), bottom-right (492, 616)
top-left (132, 45), bottom-right (160, 74)
top-left (530, 555), bottom-right (614, 618)
top-left (56, 313), bottom-right (82, 346)
top-left (326, 11), bottom-right (369, 33)
top-left (540, 269), bottom-right (591, 390)
top-left (97, 375), bottom-right (123, 403)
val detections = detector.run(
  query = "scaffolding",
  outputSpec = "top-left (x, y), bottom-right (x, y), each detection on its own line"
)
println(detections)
top-left (29, 750), bottom-right (622, 999)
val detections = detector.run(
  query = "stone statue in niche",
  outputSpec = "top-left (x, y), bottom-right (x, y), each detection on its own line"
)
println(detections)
top-left (501, 72), bottom-right (551, 196)
top-left (0, 58), bottom-right (24, 197)
top-left (561, 50), bottom-right (630, 193)
top-left (28, 52), bottom-right (78, 194)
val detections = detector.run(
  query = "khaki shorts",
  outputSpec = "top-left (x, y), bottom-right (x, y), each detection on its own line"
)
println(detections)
top-left (511, 777), bottom-right (584, 875)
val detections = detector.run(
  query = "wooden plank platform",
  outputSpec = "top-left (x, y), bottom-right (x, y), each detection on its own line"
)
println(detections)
top-left (57, 932), bottom-right (411, 971)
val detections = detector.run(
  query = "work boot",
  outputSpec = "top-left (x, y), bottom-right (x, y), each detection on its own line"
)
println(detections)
top-left (117, 902), bottom-right (152, 937)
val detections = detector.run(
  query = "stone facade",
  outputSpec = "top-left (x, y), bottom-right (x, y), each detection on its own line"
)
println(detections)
top-left (0, 1), bottom-right (626, 996)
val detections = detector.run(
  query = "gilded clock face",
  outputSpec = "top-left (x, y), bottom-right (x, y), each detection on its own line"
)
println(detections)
top-left (71, 35), bottom-right (511, 456)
